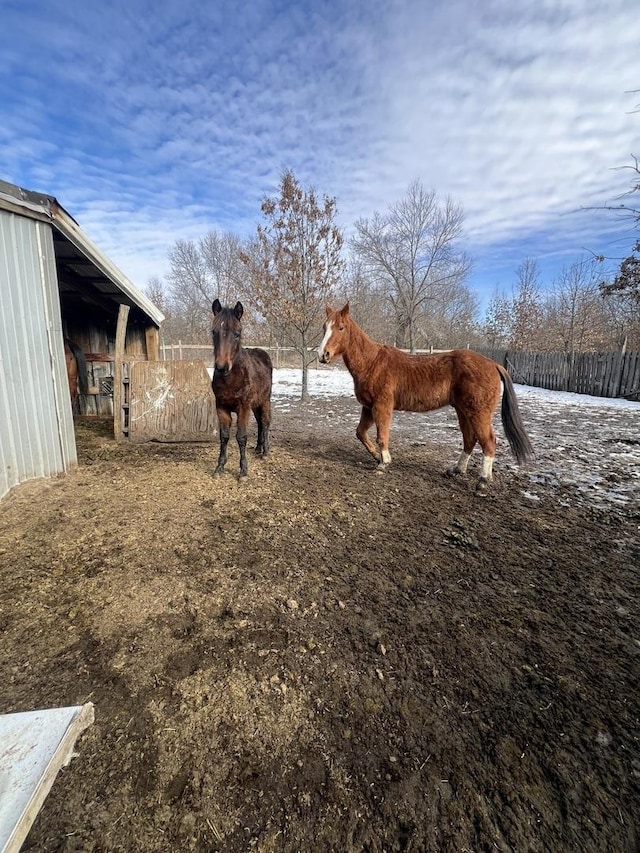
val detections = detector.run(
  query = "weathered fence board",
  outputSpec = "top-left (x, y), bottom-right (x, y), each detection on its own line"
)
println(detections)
top-left (128, 360), bottom-right (216, 442)
top-left (160, 342), bottom-right (306, 369)
top-left (476, 347), bottom-right (639, 399)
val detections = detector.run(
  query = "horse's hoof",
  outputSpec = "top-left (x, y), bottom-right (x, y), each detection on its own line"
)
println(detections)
top-left (446, 467), bottom-right (464, 479)
top-left (213, 469), bottom-right (224, 479)
top-left (375, 463), bottom-right (387, 474)
top-left (475, 478), bottom-right (489, 494)
top-left (238, 472), bottom-right (249, 483)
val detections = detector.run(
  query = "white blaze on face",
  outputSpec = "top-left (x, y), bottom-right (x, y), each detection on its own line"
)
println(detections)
top-left (318, 320), bottom-right (334, 362)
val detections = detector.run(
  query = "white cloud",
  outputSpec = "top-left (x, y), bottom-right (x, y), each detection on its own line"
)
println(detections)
top-left (1, 0), bottom-right (638, 298)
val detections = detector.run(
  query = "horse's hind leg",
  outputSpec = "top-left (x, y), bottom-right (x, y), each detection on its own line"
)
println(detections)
top-left (254, 401), bottom-right (271, 457)
top-left (356, 407), bottom-right (381, 463)
top-left (255, 408), bottom-right (264, 454)
top-left (261, 400), bottom-right (271, 456)
top-left (471, 414), bottom-right (497, 492)
top-left (214, 409), bottom-right (232, 477)
top-left (448, 408), bottom-right (477, 477)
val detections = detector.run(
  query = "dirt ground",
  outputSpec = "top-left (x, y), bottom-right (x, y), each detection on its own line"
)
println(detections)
top-left (1, 396), bottom-right (638, 853)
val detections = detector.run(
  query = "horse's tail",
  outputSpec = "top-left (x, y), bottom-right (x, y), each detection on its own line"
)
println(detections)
top-left (497, 365), bottom-right (534, 466)
top-left (67, 340), bottom-right (89, 396)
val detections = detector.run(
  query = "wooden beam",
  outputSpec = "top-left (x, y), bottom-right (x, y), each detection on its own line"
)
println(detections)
top-left (112, 304), bottom-right (130, 441)
top-left (145, 325), bottom-right (160, 361)
top-left (0, 704), bottom-right (94, 853)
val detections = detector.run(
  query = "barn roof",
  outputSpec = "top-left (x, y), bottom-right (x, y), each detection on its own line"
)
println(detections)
top-left (0, 179), bottom-right (164, 327)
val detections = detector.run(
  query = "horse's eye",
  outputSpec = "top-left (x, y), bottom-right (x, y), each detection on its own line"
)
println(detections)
top-left (339, 326), bottom-right (345, 332)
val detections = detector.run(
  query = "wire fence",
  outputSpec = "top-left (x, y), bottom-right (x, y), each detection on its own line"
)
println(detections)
top-left (160, 342), bottom-right (316, 370)
top-left (161, 342), bottom-right (639, 399)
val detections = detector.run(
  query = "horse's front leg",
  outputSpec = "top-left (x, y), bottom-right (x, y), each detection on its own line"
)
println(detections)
top-left (214, 409), bottom-right (232, 477)
top-left (356, 407), bottom-right (381, 463)
top-left (237, 406), bottom-right (250, 478)
top-left (373, 401), bottom-right (393, 471)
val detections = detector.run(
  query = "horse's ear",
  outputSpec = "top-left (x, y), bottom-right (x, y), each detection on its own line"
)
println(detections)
top-left (325, 304), bottom-right (333, 318)
top-left (212, 299), bottom-right (222, 315)
top-left (233, 301), bottom-right (244, 320)
top-left (341, 302), bottom-right (350, 317)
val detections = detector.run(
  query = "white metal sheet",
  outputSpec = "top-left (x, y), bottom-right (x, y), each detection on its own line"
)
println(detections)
top-left (0, 703), bottom-right (94, 853)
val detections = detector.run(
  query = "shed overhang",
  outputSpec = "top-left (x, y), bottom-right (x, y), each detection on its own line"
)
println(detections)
top-left (0, 179), bottom-right (164, 328)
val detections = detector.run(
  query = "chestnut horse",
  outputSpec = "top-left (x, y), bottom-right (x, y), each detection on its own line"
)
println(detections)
top-left (318, 303), bottom-right (533, 490)
top-left (211, 299), bottom-right (273, 478)
top-left (64, 338), bottom-right (88, 414)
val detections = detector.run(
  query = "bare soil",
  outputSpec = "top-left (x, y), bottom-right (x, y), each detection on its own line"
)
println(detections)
top-left (1, 398), bottom-right (638, 853)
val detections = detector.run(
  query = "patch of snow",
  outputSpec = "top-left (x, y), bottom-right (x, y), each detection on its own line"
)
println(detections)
top-left (273, 366), bottom-right (639, 513)
top-left (273, 367), bottom-right (354, 399)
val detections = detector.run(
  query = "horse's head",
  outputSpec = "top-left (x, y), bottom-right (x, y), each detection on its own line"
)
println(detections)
top-left (318, 303), bottom-right (350, 364)
top-left (212, 299), bottom-right (243, 375)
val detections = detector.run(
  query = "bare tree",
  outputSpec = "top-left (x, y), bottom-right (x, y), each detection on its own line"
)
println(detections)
top-left (166, 231), bottom-right (248, 342)
top-left (351, 180), bottom-right (471, 351)
top-left (592, 153), bottom-right (640, 226)
top-left (590, 94), bottom-right (640, 306)
top-left (480, 253), bottom-right (640, 353)
top-left (413, 280), bottom-right (480, 349)
top-left (509, 259), bottom-right (544, 350)
top-left (482, 288), bottom-right (512, 348)
top-left (334, 257), bottom-right (392, 343)
top-left (199, 231), bottom-right (247, 306)
top-left (601, 239), bottom-right (640, 305)
top-left (241, 169), bottom-right (344, 401)
top-left (145, 275), bottom-right (170, 315)
top-left (145, 275), bottom-right (177, 345)
top-left (545, 258), bottom-right (608, 355)
top-left (597, 155), bottom-right (640, 305)
top-left (599, 286), bottom-right (640, 348)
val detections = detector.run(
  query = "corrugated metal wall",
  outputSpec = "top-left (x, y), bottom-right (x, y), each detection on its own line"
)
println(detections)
top-left (0, 209), bottom-right (77, 500)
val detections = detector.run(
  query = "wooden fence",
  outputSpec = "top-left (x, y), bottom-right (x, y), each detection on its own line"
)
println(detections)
top-left (476, 346), bottom-right (640, 400)
top-left (160, 342), bottom-right (640, 400)
top-left (160, 342), bottom-right (313, 369)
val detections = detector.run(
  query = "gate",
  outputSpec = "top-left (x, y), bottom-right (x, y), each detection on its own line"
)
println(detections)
top-left (119, 360), bottom-right (216, 442)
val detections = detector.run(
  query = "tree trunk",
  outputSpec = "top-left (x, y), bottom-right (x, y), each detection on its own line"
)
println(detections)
top-left (301, 361), bottom-right (310, 402)
top-left (395, 317), bottom-right (409, 349)
top-left (567, 348), bottom-right (576, 393)
top-left (301, 335), bottom-right (311, 402)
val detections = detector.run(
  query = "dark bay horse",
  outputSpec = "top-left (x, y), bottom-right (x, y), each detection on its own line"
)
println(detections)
top-left (211, 300), bottom-right (273, 478)
top-left (64, 338), bottom-right (88, 414)
top-left (318, 303), bottom-right (533, 490)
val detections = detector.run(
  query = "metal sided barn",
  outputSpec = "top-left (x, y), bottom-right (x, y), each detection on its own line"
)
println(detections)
top-left (0, 179), bottom-right (164, 501)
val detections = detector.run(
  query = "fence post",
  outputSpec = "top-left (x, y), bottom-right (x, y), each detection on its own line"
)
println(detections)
top-left (611, 337), bottom-right (628, 398)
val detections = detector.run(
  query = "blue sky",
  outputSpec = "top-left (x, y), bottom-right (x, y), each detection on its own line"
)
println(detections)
top-left (2, 0), bottom-right (639, 312)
